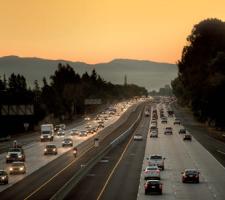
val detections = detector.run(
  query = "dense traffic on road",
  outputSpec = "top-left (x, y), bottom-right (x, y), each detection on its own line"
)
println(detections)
top-left (0, 99), bottom-right (142, 192)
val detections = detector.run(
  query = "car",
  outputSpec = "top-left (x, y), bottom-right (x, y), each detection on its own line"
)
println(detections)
top-left (174, 118), bottom-right (181, 125)
top-left (84, 117), bottom-right (91, 121)
top-left (98, 123), bottom-right (104, 129)
top-left (147, 155), bottom-right (165, 170)
top-left (144, 180), bottom-right (163, 195)
top-left (150, 125), bottom-right (158, 132)
top-left (9, 162), bottom-right (26, 174)
top-left (57, 129), bottom-right (65, 137)
top-left (54, 124), bottom-right (66, 131)
top-left (0, 170), bottom-right (8, 184)
top-left (164, 127), bottom-right (173, 135)
top-left (144, 166), bottom-right (161, 180)
top-left (70, 129), bottom-right (79, 136)
top-left (151, 120), bottom-right (157, 126)
top-left (150, 130), bottom-right (158, 138)
top-left (161, 118), bottom-right (168, 124)
top-left (6, 148), bottom-right (25, 163)
top-left (179, 128), bottom-right (186, 134)
top-left (44, 144), bottom-right (58, 155)
top-left (79, 130), bottom-right (88, 137)
top-left (133, 134), bottom-right (143, 141)
top-left (182, 169), bottom-right (200, 183)
top-left (183, 134), bottom-right (192, 141)
top-left (62, 138), bottom-right (73, 147)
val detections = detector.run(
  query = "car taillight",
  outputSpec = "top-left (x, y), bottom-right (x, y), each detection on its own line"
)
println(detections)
top-left (156, 170), bottom-right (160, 173)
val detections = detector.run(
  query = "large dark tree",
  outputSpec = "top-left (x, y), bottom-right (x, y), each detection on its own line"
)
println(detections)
top-left (172, 18), bottom-right (225, 127)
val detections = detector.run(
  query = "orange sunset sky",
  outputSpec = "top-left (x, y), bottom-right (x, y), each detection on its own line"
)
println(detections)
top-left (0, 0), bottom-right (225, 64)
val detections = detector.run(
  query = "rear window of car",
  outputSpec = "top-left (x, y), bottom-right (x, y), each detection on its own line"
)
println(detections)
top-left (186, 170), bottom-right (198, 175)
top-left (47, 145), bottom-right (56, 148)
top-left (150, 155), bottom-right (162, 159)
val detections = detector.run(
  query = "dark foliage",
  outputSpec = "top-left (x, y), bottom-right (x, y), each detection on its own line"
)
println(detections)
top-left (172, 18), bottom-right (225, 127)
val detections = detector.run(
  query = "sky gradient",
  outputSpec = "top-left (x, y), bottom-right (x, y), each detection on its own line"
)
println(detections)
top-left (0, 0), bottom-right (225, 64)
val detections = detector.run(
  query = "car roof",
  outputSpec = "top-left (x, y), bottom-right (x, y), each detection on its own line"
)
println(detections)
top-left (146, 180), bottom-right (160, 183)
top-left (184, 169), bottom-right (198, 172)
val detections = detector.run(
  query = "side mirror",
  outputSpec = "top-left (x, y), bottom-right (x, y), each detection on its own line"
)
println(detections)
top-left (146, 157), bottom-right (149, 160)
top-left (163, 157), bottom-right (166, 160)
top-left (181, 172), bottom-right (183, 174)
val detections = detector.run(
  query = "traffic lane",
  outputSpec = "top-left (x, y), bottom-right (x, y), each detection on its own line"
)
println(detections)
top-left (138, 105), bottom-right (221, 200)
top-left (99, 114), bottom-right (150, 200)
top-left (65, 131), bottom-right (131, 200)
top-left (172, 126), bottom-right (225, 200)
top-left (65, 107), bottom-right (150, 200)
top-left (0, 103), bottom-right (144, 199)
top-left (24, 104), bottom-right (144, 200)
top-left (0, 102), bottom-right (130, 192)
top-left (172, 104), bottom-right (225, 167)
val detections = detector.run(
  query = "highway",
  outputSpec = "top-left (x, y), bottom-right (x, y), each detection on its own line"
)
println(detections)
top-left (0, 100), bottom-right (145, 200)
top-left (172, 103), bottom-right (225, 167)
top-left (137, 103), bottom-right (225, 200)
top-left (65, 104), bottom-right (151, 200)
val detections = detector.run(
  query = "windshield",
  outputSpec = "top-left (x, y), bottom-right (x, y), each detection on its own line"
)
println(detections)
top-left (0, 171), bottom-right (7, 175)
top-left (42, 131), bottom-right (51, 134)
top-left (9, 148), bottom-right (21, 152)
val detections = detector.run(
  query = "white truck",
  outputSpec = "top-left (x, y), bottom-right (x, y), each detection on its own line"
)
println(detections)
top-left (40, 124), bottom-right (54, 142)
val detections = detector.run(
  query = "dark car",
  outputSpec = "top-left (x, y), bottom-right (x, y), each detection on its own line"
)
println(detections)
top-left (44, 144), bottom-right (58, 155)
top-left (183, 134), bottom-right (192, 141)
top-left (144, 180), bottom-right (163, 195)
top-left (182, 169), bottom-right (200, 183)
top-left (174, 118), bottom-right (181, 125)
top-left (6, 148), bottom-right (25, 163)
top-left (179, 128), bottom-right (186, 134)
top-left (164, 127), bottom-right (173, 135)
top-left (62, 138), bottom-right (73, 147)
top-left (0, 170), bottom-right (8, 184)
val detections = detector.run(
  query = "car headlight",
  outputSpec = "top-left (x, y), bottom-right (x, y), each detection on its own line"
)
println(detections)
top-left (18, 155), bottom-right (22, 158)
top-left (40, 136), bottom-right (44, 139)
top-left (6, 155), bottom-right (10, 158)
top-left (19, 167), bottom-right (24, 171)
top-left (53, 148), bottom-right (56, 151)
top-left (9, 168), bottom-right (13, 171)
top-left (1, 176), bottom-right (6, 180)
top-left (44, 149), bottom-right (47, 152)
top-left (48, 135), bottom-right (51, 138)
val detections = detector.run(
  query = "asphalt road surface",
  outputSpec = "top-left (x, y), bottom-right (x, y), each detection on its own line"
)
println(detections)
top-left (137, 103), bottom-right (225, 200)
top-left (172, 103), bottom-right (225, 167)
top-left (0, 102), bottom-right (145, 200)
top-left (65, 105), bottom-right (151, 200)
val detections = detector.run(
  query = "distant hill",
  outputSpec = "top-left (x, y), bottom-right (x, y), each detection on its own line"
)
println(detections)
top-left (0, 56), bottom-right (177, 91)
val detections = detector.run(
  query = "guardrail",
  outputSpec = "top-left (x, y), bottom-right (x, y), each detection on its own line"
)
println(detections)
top-left (50, 108), bottom-right (143, 200)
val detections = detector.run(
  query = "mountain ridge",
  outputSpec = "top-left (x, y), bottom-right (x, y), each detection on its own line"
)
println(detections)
top-left (0, 55), bottom-right (178, 91)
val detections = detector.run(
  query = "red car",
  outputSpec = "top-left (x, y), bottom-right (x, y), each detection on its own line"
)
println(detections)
top-left (182, 169), bottom-right (200, 183)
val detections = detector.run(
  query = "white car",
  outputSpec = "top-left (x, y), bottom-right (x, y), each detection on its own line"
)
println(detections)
top-left (134, 134), bottom-right (143, 141)
top-left (144, 165), bottom-right (161, 180)
top-left (150, 130), bottom-right (158, 138)
top-left (147, 155), bottom-right (165, 170)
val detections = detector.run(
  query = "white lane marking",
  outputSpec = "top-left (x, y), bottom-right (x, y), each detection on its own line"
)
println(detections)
top-left (216, 149), bottom-right (225, 155)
